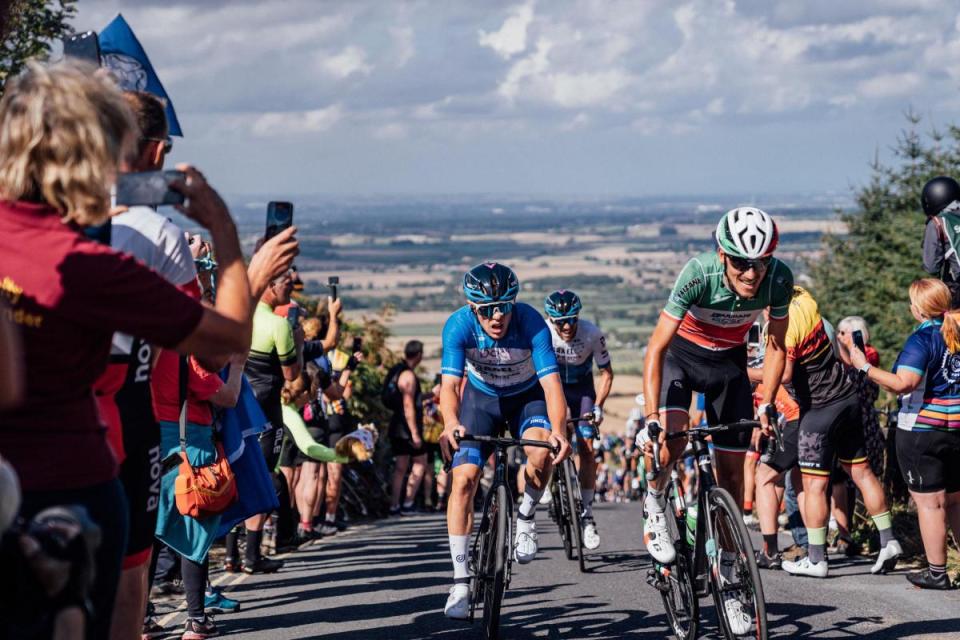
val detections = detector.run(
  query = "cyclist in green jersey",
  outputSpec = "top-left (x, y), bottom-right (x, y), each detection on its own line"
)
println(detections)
top-left (638, 208), bottom-right (793, 632)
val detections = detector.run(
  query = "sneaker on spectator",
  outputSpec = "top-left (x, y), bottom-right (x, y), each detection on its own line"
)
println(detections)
top-left (182, 615), bottom-right (218, 640)
top-left (205, 587), bottom-right (240, 614)
top-left (320, 521), bottom-right (338, 536)
top-left (222, 558), bottom-right (242, 574)
top-left (151, 579), bottom-right (184, 599)
top-left (142, 617), bottom-right (166, 640)
top-left (242, 556), bottom-right (284, 574)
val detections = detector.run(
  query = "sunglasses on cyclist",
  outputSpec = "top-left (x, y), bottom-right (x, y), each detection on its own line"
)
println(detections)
top-left (727, 255), bottom-right (772, 273)
top-left (552, 315), bottom-right (579, 328)
top-left (474, 300), bottom-right (515, 319)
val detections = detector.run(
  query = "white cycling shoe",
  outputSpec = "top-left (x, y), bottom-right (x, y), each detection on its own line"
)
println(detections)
top-left (514, 523), bottom-right (539, 564)
top-left (582, 518), bottom-right (600, 550)
top-left (539, 490), bottom-right (553, 505)
top-left (444, 583), bottom-right (470, 620)
top-left (871, 540), bottom-right (902, 574)
top-left (719, 552), bottom-right (753, 635)
top-left (782, 556), bottom-right (829, 578)
top-left (643, 510), bottom-right (676, 564)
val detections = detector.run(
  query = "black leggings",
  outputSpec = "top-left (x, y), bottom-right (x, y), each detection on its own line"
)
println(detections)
top-left (180, 554), bottom-right (209, 619)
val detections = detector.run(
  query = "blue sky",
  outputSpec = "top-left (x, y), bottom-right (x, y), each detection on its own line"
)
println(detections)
top-left (75, 1), bottom-right (960, 198)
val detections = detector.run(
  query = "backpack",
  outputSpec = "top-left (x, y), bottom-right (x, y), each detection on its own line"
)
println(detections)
top-left (381, 362), bottom-right (409, 411)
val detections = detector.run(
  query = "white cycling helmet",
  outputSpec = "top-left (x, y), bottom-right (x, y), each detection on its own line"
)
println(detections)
top-left (715, 207), bottom-right (779, 259)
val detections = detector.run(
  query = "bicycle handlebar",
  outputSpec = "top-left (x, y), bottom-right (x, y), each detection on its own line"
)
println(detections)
top-left (454, 432), bottom-right (559, 453)
top-left (564, 412), bottom-right (598, 427)
top-left (663, 419), bottom-right (762, 441)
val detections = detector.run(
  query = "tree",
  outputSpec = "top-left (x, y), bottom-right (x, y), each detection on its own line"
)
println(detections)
top-left (810, 112), bottom-right (960, 368)
top-left (0, 0), bottom-right (76, 95)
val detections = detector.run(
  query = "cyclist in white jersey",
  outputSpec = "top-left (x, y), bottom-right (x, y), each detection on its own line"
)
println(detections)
top-left (544, 290), bottom-right (613, 550)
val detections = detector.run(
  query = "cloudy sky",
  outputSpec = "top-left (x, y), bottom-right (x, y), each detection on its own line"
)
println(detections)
top-left (75, 1), bottom-right (960, 198)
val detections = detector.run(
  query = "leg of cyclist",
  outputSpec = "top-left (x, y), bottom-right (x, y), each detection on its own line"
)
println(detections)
top-left (755, 417), bottom-right (798, 568)
top-left (513, 393), bottom-right (555, 565)
top-left (706, 367), bottom-right (754, 507)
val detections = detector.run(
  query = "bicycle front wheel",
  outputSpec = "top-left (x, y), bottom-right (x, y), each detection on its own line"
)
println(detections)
top-left (483, 484), bottom-right (509, 640)
top-left (562, 458), bottom-right (586, 572)
top-left (706, 488), bottom-right (768, 640)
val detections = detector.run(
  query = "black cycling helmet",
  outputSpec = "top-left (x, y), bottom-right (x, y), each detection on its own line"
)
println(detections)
top-left (921, 176), bottom-right (960, 216)
top-left (544, 290), bottom-right (582, 319)
top-left (463, 262), bottom-right (519, 304)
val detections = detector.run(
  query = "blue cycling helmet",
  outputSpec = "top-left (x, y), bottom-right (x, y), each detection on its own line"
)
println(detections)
top-left (544, 290), bottom-right (582, 319)
top-left (463, 262), bottom-right (519, 304)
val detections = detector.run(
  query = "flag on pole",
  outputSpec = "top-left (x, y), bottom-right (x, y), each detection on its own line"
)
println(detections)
top-left (98, 14), bottom-right (183, 137)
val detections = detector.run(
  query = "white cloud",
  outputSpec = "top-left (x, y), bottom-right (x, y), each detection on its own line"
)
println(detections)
top-left (478, 2), bottom-right (535, 60)
top-left (251, 105), bottom-right (344, 136)
top-left (319, 46), bottom-right (373, 79)
top-left (857, 72), bottom-right (923, 98)
top-left (390, 26), bottom-right (416, 67)
top-left (372, 123), bottom-right (408, 140)
top-left (548, 70), bottom-right (631, 108)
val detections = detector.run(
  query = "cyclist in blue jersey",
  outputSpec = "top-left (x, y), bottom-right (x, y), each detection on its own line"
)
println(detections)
top-left (544, 289), bottom-right (613, 550)
top-left (439, 262), bottom-right (571, 620)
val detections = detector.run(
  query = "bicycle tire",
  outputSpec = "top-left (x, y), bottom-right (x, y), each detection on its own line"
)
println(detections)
top-left (470, 505), bottom-right (491, 623)
top-left (705, 487), bottom-right (768, 640)
top-left (659, 504), bottom-right (699, 640)
top-left (555, 466), bottom-right (575, 560)
top-left (562, 458), bottom-right (587, 572)
top-left (483, 484), bottom-right (509, 640)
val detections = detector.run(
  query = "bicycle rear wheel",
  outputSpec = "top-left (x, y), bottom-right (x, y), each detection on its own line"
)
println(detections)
top-left (562, 458), bottom-right (587, 572)
top-left (706, 487), bottom-right (768, 640)
top-left (483, 484), bottom-right (509, 640)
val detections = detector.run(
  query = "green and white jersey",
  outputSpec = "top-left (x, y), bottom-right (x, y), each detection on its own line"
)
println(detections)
top-left (662, 251), bottom-right (794, 351)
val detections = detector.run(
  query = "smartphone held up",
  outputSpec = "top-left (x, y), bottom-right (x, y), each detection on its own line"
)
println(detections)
top-left (63, 31), bottom-right (101, 66)
top-left (115, 170), bottom-right (186, 207)
top-left (265, 201), bottom-right (294, 241)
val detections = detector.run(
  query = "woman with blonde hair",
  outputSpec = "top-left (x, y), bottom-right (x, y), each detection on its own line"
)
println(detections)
top-left (848, 278), bottom-right (960, 589)
top-left (0, 62), bottom-right (293, 637)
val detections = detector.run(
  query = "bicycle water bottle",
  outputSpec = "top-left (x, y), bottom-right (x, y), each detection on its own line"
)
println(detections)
top-left (685, 505), bottom-right (698, 546)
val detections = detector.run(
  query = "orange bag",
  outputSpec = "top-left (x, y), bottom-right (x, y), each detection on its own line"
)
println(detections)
top-left (172, 357), bottom-right (237, 519)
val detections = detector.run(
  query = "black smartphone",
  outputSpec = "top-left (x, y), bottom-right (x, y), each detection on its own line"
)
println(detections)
top-left (265, 201), bottom-right (294, 241)
top-left (63, 31), bottom-right (101, 65)
top-left (287, 305), bottom-right (300, 328)
top-left (352, 336), bottom-right (363, 353)
top-left (83, 219), bottom-right (111, 245)
top-left (115, 170), bottom-right (186, 207)
top-left (328, 276), bottom-right (339, 301)
top-left (852, 329), bottom-right (866, 352)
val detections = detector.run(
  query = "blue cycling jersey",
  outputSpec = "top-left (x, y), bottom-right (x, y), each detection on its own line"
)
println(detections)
top-left (894, 319), bottom-right (960, 432)
top-left (441, 302), bottom-right (559, 397)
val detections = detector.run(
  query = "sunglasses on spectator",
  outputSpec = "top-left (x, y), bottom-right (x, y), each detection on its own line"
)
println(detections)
top-left (143, 137), bottom-right (173, 154)
top-left (552, 315), bottom-right (579, 328)
top-left (474, 300), bottom-right (515, 319)
top-left (727, 255), bottom-right (772, 272)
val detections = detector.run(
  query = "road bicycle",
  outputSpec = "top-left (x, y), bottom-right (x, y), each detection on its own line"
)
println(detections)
top-left (548, 413), bottom-right (598, 573)
top-left (645, 420), bottom-right (771, 640)
top-left (454, 432), bottom-right (557, 640)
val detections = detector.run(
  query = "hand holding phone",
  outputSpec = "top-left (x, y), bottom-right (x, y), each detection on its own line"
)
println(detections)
top-left (852, 330), bottom-right (866, 353)
top-left (265, 202), bottom-right (294, 241)
top-left (328, 276), bottom-right (339, 301)
top-left (352, 336), bottom-right (363, 354)
top-left (116, 170), bottom-right (186, 207)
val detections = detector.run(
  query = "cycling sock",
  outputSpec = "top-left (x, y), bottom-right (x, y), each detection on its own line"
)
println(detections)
top-left (743, 499), bottom-right (753, 515)
top-left (872, 511), bottom-right (894, 547)
top-left (245, 528), bottom-right (262, 565)
top-left (449, 534), bottom-right (470, 582)
top-left (299, 520), bottom-right (313, 531)
top-left (928, 561), bottom-right (946, 580)
top-left (518, 484), bottom-right (544, 520)
top-left (644, 488), bottom-right (665, 515)
top-left (806, 527), bottom-right (826, 564)
top-left (762, 533), bottom-right (779, 555)
top-left (582, 489), bottom-right (595, 519)
top-left (225, 530), bottom-right (239, 562)
top-left (324, 512), bottom-right (336, 524)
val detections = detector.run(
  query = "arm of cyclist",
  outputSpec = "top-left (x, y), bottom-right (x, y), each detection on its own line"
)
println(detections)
top-left (398, 369), bottom-right (423, 449)
top-left (541, 372), bottom-right (571, 462)
top-left (593, 365), bottom-right (614, 424)
top-left (642, 313), bottom-right (682, 435)
top-left (438, 374), bottom-right (466, 457)
top-left (757, 315), bottom-right (788, 434)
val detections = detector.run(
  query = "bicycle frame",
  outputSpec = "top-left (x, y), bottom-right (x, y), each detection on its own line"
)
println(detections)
top-left (469, 444), bottom-right (516, 623)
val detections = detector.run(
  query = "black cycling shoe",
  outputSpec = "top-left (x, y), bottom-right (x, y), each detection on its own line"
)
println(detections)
top-left (755, 550), bottom-right (782, 570)
top-left (907, 570), bottom-right (952, 590)
top-left (242, 556), bottom-right (284, 575)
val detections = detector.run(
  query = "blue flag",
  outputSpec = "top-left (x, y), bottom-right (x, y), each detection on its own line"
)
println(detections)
top-left (98, 14), bottom-right (183, 137)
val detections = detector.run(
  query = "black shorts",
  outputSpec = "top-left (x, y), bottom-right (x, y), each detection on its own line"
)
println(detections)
top-left (258, 405), bottom-right (285, 472)
top-left (117, 418), bottom-right (161, 566)
top-left (391, 436), bottom-right (426, 457)
top-left (896, 428), bottom-right (960, 493)
top-left (450, 382), bottom-right (550, 469)
top-left (660, 336), bottom-right (753, 453)
top-left (760, 419), bottom-right (799, 474)
top-left (797, 393), bottom-right (865, 476)
top-left (564, 384), bottom-right (597, 441)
